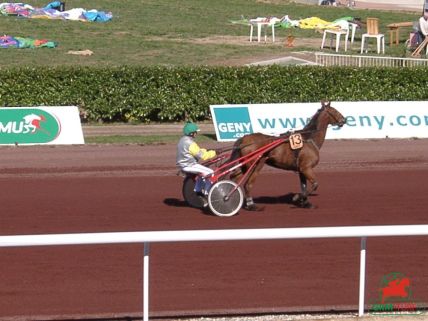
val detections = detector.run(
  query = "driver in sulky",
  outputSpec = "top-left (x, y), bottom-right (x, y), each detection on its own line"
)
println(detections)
top-left (176, 122), bottom-right (217, 195)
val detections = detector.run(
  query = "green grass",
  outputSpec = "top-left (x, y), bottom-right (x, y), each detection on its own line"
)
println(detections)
top-left (0, 0), bottom-right (420, 66)
top-left (84, 133), bottom-right (216, 144)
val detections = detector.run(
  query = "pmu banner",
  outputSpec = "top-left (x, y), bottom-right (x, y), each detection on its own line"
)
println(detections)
top-left (210, 101), bottom-right (428, 141)
top-left (0, 106), bottom-right (84, 145)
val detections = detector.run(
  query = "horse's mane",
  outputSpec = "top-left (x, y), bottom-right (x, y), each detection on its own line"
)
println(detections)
top-left (278, 107), bottom-right (324, 139)
top-left (301, 107), bottom-right (323, 133)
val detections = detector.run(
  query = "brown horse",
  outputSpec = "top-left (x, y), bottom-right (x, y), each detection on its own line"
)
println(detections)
top-left (229, 101), bottom-right (346, 210)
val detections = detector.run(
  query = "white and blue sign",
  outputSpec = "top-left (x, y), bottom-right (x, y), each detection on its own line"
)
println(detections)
top-left (211, 106), bottom-right (253, 140)
top-left (210, 101), bottom-right (428, 141)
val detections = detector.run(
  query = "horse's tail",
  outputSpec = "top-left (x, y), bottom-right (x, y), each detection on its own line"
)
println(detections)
top-left (229, 137), bottom-right (243, 162)
top-left (228, 138), bottom-right (243, 178)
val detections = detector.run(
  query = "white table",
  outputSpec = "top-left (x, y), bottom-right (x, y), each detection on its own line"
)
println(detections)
top-left (249, 19), bottom-right (275, 42)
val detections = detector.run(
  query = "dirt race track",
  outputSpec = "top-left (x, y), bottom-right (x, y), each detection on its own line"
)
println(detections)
top-left (1, 138), bottom-right (428, 320)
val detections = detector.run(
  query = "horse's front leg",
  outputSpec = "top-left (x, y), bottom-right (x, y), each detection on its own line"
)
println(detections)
top-left (292, 172), bottom-right (307, 203)
top-left (300, 167), bottom-right (319, 195)
top-left (293, 170), bottom-right (318, 208)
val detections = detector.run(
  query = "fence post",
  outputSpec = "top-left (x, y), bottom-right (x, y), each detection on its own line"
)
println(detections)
top-left (144, 242), bottom-right (150, 321)
top-left (358, 237), bottom-right (367, 316)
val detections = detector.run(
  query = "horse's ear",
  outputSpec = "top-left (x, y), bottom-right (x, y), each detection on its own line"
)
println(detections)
top-left (321, 100), bottom-right (330, 108)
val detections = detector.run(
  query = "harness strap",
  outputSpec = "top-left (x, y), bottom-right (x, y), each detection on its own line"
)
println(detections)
top-left (307, 139), bottom-right (320, 152)
top-left (293, 139), bottom-right (318, 170)
top-left (293, 147), bottom-right (301, 169)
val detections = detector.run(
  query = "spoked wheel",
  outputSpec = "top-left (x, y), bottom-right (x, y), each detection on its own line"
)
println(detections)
top-left (208, 180), bottom-right (243, 217)
top-left (182, 176), bottom-right (206, 209)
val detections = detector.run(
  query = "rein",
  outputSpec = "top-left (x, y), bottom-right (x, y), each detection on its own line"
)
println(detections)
top-left (216, 145), bottom-right (236, 154)
top-left (232, 128), bottom-right (317, 152)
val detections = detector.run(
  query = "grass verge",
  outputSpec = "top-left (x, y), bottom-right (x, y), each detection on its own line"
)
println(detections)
top-left (84, 134), bottom-right (216, 145)
top-left (1, 0), bottom-right (420, 67)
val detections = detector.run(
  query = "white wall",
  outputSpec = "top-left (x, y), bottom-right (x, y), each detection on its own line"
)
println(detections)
top-left (294, 0), bottom-right (423, 11)
top-left (356, 0), bottom-right (423, 11)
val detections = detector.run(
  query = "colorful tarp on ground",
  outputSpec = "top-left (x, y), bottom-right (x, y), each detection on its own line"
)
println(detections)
top-left (0, 35), bottom-right (57, 48)
top-left (231, 15), bottom-right (358, 31)
top-left (0, 1), bottom-right (112, 22)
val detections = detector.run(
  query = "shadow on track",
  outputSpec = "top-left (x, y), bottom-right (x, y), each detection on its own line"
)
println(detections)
top-left (254, 193), bottom-right (318, 209)
top-left (163, 198), bottom-right (215, 216)
top-left (163, 198), bottom-right (188, 207)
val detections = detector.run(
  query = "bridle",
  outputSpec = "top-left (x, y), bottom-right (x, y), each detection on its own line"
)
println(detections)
top-left (324, 106), bottom-right (346, 127)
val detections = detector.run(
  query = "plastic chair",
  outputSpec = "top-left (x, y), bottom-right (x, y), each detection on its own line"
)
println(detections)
top-left (321, 21), bottom-right (350, 52)
top-left (360, 18), bottom-right (385, 54)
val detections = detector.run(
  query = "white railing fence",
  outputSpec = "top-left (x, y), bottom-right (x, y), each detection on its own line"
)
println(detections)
top-left (315, 52), bottom-right (428, 67)
top-left (1, 224), bottom-right (428, 321)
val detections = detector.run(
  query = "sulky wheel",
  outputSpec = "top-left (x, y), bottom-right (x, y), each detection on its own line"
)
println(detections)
top-left (207, 180), bottom-right (243, 217)
top-left (182, 176), bottom-right (207, 209)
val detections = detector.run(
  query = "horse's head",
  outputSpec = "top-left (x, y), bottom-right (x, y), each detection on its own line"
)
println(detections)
top-left (321, 101), bottom-right (346, 128)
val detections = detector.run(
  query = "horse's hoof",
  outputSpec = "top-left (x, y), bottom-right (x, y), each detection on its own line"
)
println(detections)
top-left (292, 193), bottom-right (302, 202)
top-left (301, 201), bottom-right (315, 209)
top-left (244, 204), bottom-right (265, 212)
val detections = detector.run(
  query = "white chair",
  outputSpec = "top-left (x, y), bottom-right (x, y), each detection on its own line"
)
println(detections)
top-left (321, 21), bottom-right (350, 52)
top-left (360, 18), bottom-right (385, 54)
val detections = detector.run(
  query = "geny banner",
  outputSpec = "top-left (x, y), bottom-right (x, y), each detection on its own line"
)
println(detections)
top-left (210, 101), bottom-right (428, 141)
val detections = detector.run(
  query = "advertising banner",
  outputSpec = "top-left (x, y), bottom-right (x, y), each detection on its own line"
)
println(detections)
top-left (0, 106), bottom-right (84, 145)
top-left (210, 101), bottom-right (428, 141)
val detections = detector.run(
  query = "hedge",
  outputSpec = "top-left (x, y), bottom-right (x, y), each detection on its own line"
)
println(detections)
top-left (0, 66), bottom-right (427, 123)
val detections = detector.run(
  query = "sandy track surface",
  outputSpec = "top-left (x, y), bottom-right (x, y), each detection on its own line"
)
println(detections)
top-left (1, 138), bottom-right (428, 176)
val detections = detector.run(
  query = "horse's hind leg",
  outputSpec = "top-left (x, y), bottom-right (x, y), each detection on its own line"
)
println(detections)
top-left (243, 157), bottom-right (267, 211)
